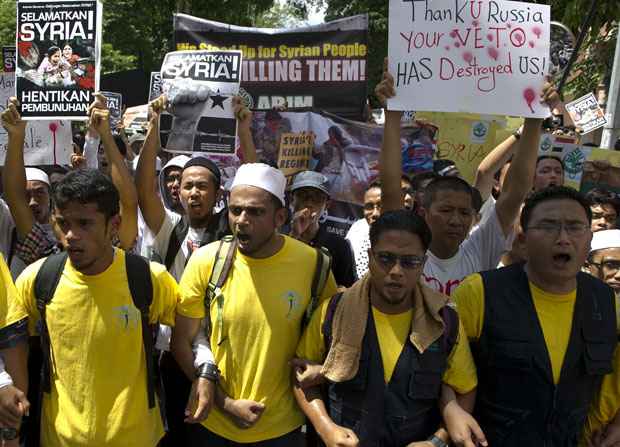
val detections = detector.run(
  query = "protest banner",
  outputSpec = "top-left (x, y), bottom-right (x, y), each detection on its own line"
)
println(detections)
top-left (387, 0), bottom-right (551, 118)
top-left (159, 50), bottom-right (242, 154)
top-left (173, 14), bottom-right (368, 120)
top-left (1, 72), bottom-right (72, 165)
top-left (148, 71), bottom-right (162, 102)
top-left (278, 131), bottom-right (314, 182)
top-left (2, 47), bottom-right (16, 72)
top-left (565, 92), bottom-right (607, 135)
top-left (101, 91), bottom-right (122, 128)
top-left (16, 0), bottom-right (102, 120)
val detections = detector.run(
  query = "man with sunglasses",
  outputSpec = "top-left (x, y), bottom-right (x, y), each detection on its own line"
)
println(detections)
top-left (294, 210), bottom-right (485, 447)
top-left (454, 186), bottom-right (618, 446)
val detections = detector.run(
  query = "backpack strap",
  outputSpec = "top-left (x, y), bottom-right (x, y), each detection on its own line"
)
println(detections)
top-left (321, 292), bottom-right (344, 351)
top-left (304, 247), bottom-right (332, 329)
top-left (33, 252), bottom-right (68, 394)
top-left (204, 235), bottom-right (236, 345)
top-left (125, 253), bottom-right (156, 409)
top-left (165, 217), bottom-right (189, 271)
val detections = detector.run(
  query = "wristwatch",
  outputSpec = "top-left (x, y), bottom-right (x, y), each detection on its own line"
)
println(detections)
top-left (1, 427), bottom-right (18, 441)
top-left (427, 434), bottom-right (448, 447)
top-left (195, 362), bottom-right (220, 382)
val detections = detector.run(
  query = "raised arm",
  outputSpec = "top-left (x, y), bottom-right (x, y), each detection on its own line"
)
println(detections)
top-left (376, 59), bottom-right (404, 213)
top-left (234, 97), bottom-right (257, 164)
top-left (88, 94), bottom-right (138, 250)
top-left (474, 127), bottom-right (521, 201)
top-left (135, 95), bottom-right (167, 235)
top-left (495, 80), bottom-right (559, 236)
top-left (1, 99), bottom-right (34, 238)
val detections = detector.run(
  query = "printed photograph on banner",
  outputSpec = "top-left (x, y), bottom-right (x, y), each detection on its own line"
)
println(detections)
top-left (173, 14), bottom-right (369, 120)
top-left (100, 91), bottom-right (122, 128)
top-left (565, 92), bottom-right (607, 135)
top-left (16, 0), bottom-right (102, 120)
top-left (148, 71), bottom-right (162, 102)
top-left (2, 47), bottom-right (16, 72)
top-left (387, 0), bottom-right (550, 117)
top-left (159, 50), bottom-right (242, 154)
top-left (122, 104), bottom-right (148, 134)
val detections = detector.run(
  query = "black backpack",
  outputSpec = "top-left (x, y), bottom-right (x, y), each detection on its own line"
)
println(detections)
top-left (33, 252), bottom-right (157, 409)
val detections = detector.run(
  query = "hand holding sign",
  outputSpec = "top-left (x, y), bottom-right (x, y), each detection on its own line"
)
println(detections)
top-left (375, 58), bottom-right (397, 108)
top-left (87, 92), bottom-right (111, 136)
top-left (233, 96), bottom-right (252, 132)
top-left (1, 98), bottom-right (26, 136)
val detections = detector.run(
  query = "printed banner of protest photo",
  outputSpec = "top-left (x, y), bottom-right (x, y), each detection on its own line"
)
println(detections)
top-left (2, 47), bottom-right (16, 72)
top-left (16, 0), bottom-right (102, 120)
top-left (565, 93), bottom-right (607, 135)
top-left (159, 50), bottom-right (242, 154)
top-left (388, 0), bottom-right (550, 118)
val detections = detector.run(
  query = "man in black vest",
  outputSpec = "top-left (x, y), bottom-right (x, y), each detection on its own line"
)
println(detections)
top-left (294, 210), bottom-right (486, 447)
top-left (454, 186), bottom-right (618, 446)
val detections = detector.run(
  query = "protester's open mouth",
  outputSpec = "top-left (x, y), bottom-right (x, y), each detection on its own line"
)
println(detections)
top-left (237, 233), bottom-right (251, 244)
top-left (552, 253), bottom-right (571, 265)
top-left (189, 202), bottom-right (202, 210)
top-left (66, 247), bottom-right (83, 255)
top-left (385, 282), bottom-right (403, 291)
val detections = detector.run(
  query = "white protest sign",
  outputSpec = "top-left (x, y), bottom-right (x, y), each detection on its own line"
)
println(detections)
top-left (388, 0), bottom-right (550, 118)
top-left (0, 72), bottom-right (72, 165)
top-left (565, 92), bottom-right (607, 135)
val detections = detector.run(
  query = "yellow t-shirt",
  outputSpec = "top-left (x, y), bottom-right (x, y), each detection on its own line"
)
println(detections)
top-left (296, 297), bottom-right (478, 394)
top-left (0, 254), bottom-right (24, 330)
top-left (453, 273), bottom-right (575, 384)
top-left (12, 249), bottom-right (179, 447)
top-left (582, 346), bottom-right (620, 445)
top-left (177, 235), bottom-right (338, 443)
top-left (372, 307), bottom-right (413, 383)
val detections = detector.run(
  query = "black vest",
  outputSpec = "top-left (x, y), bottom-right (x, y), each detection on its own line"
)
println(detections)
top-left (324, 300), bottom-right (458, 447)
top-left (474, 263), bottom-right (617, 447)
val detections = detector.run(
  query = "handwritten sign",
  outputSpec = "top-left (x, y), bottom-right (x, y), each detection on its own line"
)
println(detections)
top-left (0, 72), bottom-right (72, 165)
top-left (278, 131), bottom-right (314, 182)
top-left (388, 0), bottom-right (550, 118)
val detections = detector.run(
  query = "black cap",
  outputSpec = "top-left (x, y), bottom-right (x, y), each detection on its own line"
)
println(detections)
top-left (183, 156), bottom-right (221, 188)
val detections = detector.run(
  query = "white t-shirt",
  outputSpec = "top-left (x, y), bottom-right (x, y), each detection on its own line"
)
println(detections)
top-left (345, 218), bottom-right (370, 279)
top-left (423, 202), bottom-right (511, 296)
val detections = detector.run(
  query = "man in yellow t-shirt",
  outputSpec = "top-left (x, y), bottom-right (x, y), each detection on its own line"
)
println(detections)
top-left (0, 254), bottom-right (29, 446)
top-left (2, 169), bottom-right (179, 447)
top-left (294, 210), bottom-right (483, 447)
top-left (171, 163), bottom-right (337, 445)
top-left (453, 186), bottom-right (617, 446)
top-left (580, 229), bottom-right (620, 445)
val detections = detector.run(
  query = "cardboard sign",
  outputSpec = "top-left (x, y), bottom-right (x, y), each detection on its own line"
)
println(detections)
top-left (388, 0), bottom-right (550, 118)
top-left (565, 93), bottom-right (607, 135)
top-left (278, 132), bottom-right (314, 182)
top-left (16, 0), bottom-right (102, 120)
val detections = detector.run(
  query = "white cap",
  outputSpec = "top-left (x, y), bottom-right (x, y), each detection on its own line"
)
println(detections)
top-left (132, 155), bottom-right (162, 172)
top-left (25, 167), bottom-right (50, 186)
top-left (590, 229), bottom-right (620, 253)
top-left (231, 163), bottom-right (286, 206)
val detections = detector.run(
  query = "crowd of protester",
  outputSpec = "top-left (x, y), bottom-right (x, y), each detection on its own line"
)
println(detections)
top-left (0, 58), bottom-right (616, 447)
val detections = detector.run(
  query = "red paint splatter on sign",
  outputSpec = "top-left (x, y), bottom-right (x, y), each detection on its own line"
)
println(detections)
top-left (528, 41), bottom-right (535, 48)
top-left (463, 51), bottom-right (473, 63)
top-left (487, 47), bottom-right (499, 60)
top-left (523, 88), bottom-right (536, 113)
top-left (454, 42), bottom-right (461, 48)
top-left (445, 46), bottom-right (451, 51)
top-left (449, 30), bottom-right (457, 38)
top-left (532, 27), bottom-right (542, 39)
top-left (487, 33), bottom-right (494, 42)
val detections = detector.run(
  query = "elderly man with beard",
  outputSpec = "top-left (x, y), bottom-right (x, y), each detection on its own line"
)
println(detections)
top-left (454, 187), bottom-right (618, 446)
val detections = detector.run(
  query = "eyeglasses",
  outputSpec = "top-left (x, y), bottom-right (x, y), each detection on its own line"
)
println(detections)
top-left (527, 221), bottom-right (589, 237)
top-left (372, 251), bottom-right (426, 270)
top-left (589, 260), bottom-right (620, 273)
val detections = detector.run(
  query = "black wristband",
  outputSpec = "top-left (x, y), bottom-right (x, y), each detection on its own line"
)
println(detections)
top-left (196, 362), bottom-right (220, 382)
